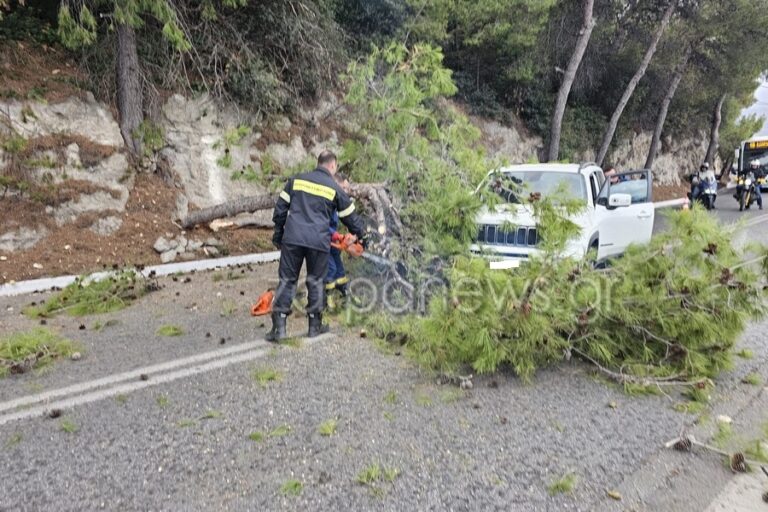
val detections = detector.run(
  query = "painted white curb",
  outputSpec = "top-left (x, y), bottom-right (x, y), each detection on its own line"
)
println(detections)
top-left (0, 251), bottom-right (281, 298)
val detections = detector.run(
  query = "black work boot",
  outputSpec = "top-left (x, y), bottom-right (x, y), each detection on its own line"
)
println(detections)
top-left (265, 312), bottom-right (287, 342)
top-left (307, 313), bottom-right (330, 338)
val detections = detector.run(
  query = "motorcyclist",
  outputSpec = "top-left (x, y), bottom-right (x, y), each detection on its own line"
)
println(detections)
top-left (689, 162), bottom-right (710, 202)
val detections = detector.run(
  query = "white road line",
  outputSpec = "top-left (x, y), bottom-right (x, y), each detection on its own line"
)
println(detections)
top-left (0, 340), bottom-right (267, 414)
top-left (741, 213), bottom-right (768, 227)
top-left (0, 333), bottom-right (333, 426)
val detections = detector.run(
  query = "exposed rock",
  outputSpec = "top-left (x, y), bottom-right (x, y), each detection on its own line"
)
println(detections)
top-left (474, 117), bottom-right (543, 164)
top-left (188, 240), bottom-right (203, 251)
top-left (176, 236), bottom-right (188, 250)
top-left (174, 193), bottom-right (189, 221)
top-left (90, 216), bottom-right (123, 236)
top-left (66, 153), bottom-right (131, 190)
top-left (160, 249), bottom-right (178, 264)
top-left (1, 93), bottom-right (124, 147)
top-left (205, 237), bottom-right (222, 247)
top-left (160, 94), bottom-right (267, 208)
top-left (608, 130), bottom-right (721, 186)
top-left (49, 190), bottom-right (128, 227)
top-left (154, 237), bottom-right (174, 253)
top-left (44, 152), bottom-right (132, 227)
top-left (178, 252), bottom-right (197, 261)
top-left (0, 227), bottom-right (48, 252)
top-left (65, 143), bottom-right (81, 168)
top-left (265, 135), bottom-right (309, 170)
top-left (204, 246), bottom-right (220, 257)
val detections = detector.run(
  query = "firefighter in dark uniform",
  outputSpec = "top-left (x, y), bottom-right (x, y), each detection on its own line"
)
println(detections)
top-left (267, 150), bottom-right (366, 341)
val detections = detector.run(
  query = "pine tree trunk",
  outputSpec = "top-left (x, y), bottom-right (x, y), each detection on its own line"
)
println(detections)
top-left (596, 0), bottom-right (675, 166)
top-left (116, 23), bottom-right (143, 156)
top-left (644, 46), bottom-right (692, 171)
top-left (181, 195), bottom-right (277, 229)
top-left (546, 0), bottom-right (596, 163)
top-left (704, 93), bottom-right (726, 168)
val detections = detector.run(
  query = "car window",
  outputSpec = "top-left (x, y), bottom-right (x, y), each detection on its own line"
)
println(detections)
top-left (611, 179), bottom-right (649, 203)
top-left (598, 171), bottom-right (650, 204)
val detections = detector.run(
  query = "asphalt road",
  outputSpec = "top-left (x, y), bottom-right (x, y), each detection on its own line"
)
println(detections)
top-left (0, 202), bottom-right (767, 512)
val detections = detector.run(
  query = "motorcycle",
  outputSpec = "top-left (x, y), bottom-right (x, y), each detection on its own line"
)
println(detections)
top-left (736, 172), bottom-right (757, 211)
top-left (699, 174), bottom-right (717, 210)
top-left (688, 173), bottom-right (718, 210)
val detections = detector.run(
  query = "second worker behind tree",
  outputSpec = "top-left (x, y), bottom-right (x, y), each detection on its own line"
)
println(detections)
top-left (266, 150), bottom-right (366, 342)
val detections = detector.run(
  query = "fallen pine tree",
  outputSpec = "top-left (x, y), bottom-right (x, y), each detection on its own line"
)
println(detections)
top-left (186, 43), bottom-right (768, 392)
top-left (332, 43), bottom-right (768, 392)
top-left (180, 184), bottom-right (401, 243)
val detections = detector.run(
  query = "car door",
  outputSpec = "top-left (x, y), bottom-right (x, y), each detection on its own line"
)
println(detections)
top-left (594, 170), bottom-right (654, 259)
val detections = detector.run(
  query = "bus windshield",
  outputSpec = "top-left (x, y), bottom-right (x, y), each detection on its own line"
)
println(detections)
top-left (741, 141), bottom-right (768, 173)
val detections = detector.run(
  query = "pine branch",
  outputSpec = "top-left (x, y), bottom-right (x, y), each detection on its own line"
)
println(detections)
top-left (571, 347), bottom-right (709, 389)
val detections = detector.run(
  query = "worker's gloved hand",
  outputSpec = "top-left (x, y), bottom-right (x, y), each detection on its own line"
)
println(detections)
top-left (272, 232), bottom-right (283, 250)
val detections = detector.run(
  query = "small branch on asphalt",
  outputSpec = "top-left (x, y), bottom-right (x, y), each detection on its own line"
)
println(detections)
top-left (664, 435), bottom-right (767, 474)
top-left (571, 347), bottom-right (710, 390)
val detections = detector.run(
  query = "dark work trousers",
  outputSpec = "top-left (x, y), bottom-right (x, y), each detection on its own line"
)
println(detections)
top-left (273, 243), bottom-right (330, 315)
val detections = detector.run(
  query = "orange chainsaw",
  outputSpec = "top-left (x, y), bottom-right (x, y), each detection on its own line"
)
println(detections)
top-left (331, 232), bottom-right (364, 258)
top-left (331, 232), bottom-right (394, 269)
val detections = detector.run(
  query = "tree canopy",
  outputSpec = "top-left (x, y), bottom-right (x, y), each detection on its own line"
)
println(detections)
top-left (1, 0), bottom-right (767, 162)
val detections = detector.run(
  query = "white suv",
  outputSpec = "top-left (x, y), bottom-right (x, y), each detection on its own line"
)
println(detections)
top-left (470, 163), bottom-right (655, 263)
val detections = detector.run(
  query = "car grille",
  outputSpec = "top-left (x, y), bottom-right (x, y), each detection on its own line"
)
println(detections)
top-left (475, 225), bottom-right (539, 247)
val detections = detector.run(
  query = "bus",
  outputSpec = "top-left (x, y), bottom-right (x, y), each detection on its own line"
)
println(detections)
top-left (733, 136), bottom-right (768, 190)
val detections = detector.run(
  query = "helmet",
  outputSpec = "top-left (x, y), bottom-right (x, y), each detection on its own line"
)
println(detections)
top-left (750, 159), bottom-right (760, 168)
top-left (701, 162), bottom-right (710, 170)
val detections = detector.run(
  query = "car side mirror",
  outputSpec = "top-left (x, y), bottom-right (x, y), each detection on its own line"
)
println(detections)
top-left (608, 193), bottom-right (632, 208)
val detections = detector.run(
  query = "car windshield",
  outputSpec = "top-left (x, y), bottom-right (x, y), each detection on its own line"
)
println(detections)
top-left (488, 171), bottom-right (587, 203)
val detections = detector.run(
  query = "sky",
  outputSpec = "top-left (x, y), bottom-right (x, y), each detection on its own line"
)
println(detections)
top-left (741, 78), bottom-right (768, 137)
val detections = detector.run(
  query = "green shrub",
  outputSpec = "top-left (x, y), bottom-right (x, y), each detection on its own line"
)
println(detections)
top-left (157, 325), bottom-right (184, 337)
top-left (24, 271), bottom-right (153, 318)
top-left (1, 133), bottom-right (28, 154)
top-left (0, 328), bottom-right (80, 378)
top-left (134, 121), bottom-right (165, 156)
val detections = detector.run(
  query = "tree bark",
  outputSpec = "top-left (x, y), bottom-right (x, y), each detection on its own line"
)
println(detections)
top-left (644, 46), bottom-right (692, 171)
top-left (704, 93), bottom-right (726, 168)
top-left (546, 0), bottom-right (596, 162)
top-left (180, 184), bottom-right (402, 234)
top-left (596, 0), bottom-right (675, 166)
top-left (116, 23), bottom-right (143, 156)
top-left (181, 194), bottom-right (277, 229)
